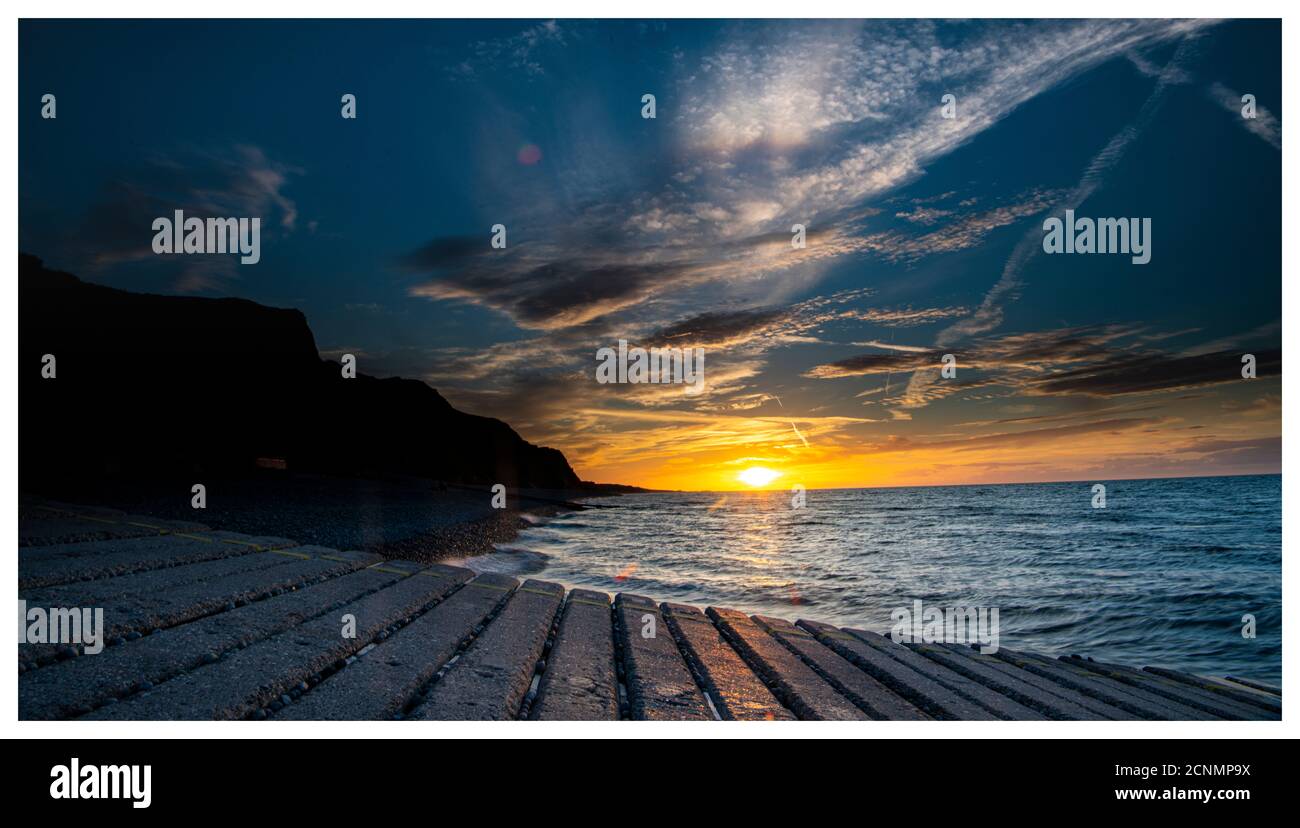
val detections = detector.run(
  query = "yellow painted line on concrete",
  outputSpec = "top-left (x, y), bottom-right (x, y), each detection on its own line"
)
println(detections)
top-left (172, 532), bottom-right (215, 543)
top-left (36, 506), bottom-right (75, 516)
top-left (519, 587), bottom-right (561, 597)
top-left (466, 581), bottom-right (514, 592)
top-left (771, 628), bottom-right (815, 639)
top-left (818, 632), bottom-right (861, 642)
top-left (367, 564), bottom-right (415, 575)
top-left (568, 598), bottom-right (611, 608)
top-left (271, 549), bottom-right (313, 560)
top-left (666, 613), bottom-right (713, 625)
top-left (219, 538), bottom-right (267, 550)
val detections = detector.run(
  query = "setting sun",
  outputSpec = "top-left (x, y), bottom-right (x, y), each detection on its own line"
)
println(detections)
top-left (738, 466), bottom-right (781, 487)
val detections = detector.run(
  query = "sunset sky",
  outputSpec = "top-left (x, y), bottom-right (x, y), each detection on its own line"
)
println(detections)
top-left (20, 19), bottom-right (1281, 491)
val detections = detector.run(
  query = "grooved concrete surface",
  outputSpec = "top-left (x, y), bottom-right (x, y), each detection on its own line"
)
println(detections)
top-left (17, 499), bottom-right (1282, 721)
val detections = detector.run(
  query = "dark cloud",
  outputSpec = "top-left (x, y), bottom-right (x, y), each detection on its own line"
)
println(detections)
top-left (515, 262), bottom-right (689, 325)
top-left (806, 328), bottom-right (1282, 419)
top-left (403, 239), bottom-right (694, 329)
top-left (806, 350), bottom-right (935, 378)
top-left (399, 235), bottom-right (487, 269)
top-left (805, 326), bottom-right (1132, 379)
top-left (1029, 349), bottom-right (1281, 397)
top-left (651, 307), bottom-right (787, 348)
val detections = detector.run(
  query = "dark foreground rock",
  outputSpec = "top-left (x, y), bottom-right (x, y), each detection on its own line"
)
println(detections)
top-left (20, 253), bottom-right (583, 492)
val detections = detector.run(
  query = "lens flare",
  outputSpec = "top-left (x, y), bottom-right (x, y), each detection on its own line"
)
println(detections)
top-left (517, 144), bottom-right (542, 165)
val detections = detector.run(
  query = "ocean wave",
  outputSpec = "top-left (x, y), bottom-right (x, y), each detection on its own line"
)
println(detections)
top-left (453, 545), bottom-right (551, 576)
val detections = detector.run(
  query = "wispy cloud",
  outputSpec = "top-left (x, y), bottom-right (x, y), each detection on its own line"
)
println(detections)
top-left (446, 20), bottom-right (568, 78)
top-left (72, 145), bottom-right (301, 292)
top-left (406, 19), bottom-right (1215, 337)
top-left (1208, 81), bottom-right (1281, 149)
top-left (854, 190), bottom-right (1061, 263)
top-left (890, 34), bottom-right (1208, 418)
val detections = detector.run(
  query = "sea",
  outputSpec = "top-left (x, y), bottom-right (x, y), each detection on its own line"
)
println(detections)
top-left (454, 474), bottom-right (1281, 684)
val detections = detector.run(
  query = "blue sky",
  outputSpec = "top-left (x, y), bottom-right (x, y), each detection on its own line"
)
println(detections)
top-left (19, 19), bottom-right (1281, 489)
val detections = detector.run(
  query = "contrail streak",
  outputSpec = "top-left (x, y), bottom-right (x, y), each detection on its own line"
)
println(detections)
top-left (771, 395), bottom-right (810, 448)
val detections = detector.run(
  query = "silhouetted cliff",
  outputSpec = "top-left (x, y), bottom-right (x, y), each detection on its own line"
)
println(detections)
top-left (19, 254), bottom-right (583, 490)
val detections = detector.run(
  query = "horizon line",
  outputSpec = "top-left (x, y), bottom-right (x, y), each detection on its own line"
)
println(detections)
top-left (608, 469), bottom-right (1281, 495)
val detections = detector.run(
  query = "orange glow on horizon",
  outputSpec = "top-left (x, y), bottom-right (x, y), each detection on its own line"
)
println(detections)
top-left (508, 383), bottom-right (1281, 493)
top-left (562, 406), bottom-right (1280, 492)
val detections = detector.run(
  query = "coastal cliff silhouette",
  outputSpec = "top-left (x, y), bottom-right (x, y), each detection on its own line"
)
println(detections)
top-left (19, 254), bottom-right (584, 492)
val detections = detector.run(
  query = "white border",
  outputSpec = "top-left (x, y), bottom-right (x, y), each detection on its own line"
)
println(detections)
top-left (4, 2), bottom-right (1292, 739)
top-left (5, 2), bottom-right (1289, 17)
